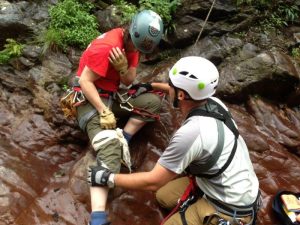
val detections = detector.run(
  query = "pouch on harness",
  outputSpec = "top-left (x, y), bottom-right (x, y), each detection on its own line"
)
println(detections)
top-left (161, 98), bottom-right (260, 225)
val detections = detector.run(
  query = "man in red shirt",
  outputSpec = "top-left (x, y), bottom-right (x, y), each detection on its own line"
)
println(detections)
top-left (75, 10), bottom-right (164, 225)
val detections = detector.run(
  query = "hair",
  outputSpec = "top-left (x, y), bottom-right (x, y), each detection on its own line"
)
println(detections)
top-left (122, 24), bottom-right (130, 44)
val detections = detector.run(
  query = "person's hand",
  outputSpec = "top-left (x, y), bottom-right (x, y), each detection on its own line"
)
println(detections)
top-left (129, 83), bottom-right (153, 98)
top-left (87, 165), bottom-right (113, 187)
top-left (100, 108), bottom-right (116, 129)
top-left (109, 47), bottom-right (128, 76)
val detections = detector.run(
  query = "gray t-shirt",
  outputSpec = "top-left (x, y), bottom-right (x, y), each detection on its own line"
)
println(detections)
top-left (158, 97), bottom-right (259, 207)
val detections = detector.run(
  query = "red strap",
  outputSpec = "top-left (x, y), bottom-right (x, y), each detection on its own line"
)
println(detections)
top-left (132, 107), bottom-right (160, 120)
top-left (160, 176), bottom-right (197, 225)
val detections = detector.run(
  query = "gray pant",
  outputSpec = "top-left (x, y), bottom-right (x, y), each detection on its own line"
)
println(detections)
top-left (76, 92), bottom-right (162, 173)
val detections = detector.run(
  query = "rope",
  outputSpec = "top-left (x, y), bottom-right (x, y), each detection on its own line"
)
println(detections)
top-left (193, 0), bottom-right (216, 47)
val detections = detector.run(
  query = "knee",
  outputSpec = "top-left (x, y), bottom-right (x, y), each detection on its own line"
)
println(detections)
top-left (147, 94), bottom-right (162, 113)
top-left (91, 130), bottom-right (123, 173)
top-left (156, 187), bottom-right (172, 209)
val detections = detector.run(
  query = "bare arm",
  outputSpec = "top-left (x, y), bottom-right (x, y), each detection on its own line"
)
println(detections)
top-left (120, 67), bottom-right (136, 86)
top-left (109, 47), bottom-right (137, 87)
top-left (79, 66), bottom-right (107, 113)
top-left (151, 82), bottom-right (170, 93)
top-left (114, 163), bottom-right (177, 191)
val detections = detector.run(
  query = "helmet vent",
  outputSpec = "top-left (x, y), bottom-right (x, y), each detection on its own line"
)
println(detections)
top-left (189, 74), bottom-right (197, 79)
top-left (134, 32), bottom-right (140, 38)
top-left (179, 71), bottom-right (189, 76)
top-left (179, 71), bottom-right (198, 79)
top-left (211, 79), bottom-right (217, 84)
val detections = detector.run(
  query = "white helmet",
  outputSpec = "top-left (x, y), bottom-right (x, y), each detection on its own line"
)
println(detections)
top-left (169, 56), bottom-right (219, 100)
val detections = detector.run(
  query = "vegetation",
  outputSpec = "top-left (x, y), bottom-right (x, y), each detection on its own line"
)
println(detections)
top-left (114, 0), bottom-right (137, 24)
top-left (291, 47), bottom-right (300, 62)
top-left (114, 0), bottom-right (181, 33)
top-left (36, 0), bottom-right (182, 51)
top-left (236, 0), bottom-right (299, 32)
top-left (139, 0), bottom-right (181, 26)
top-left (0, 39), bottom-right (23, 64)
top-left (38, 0), bottom-right (99, 52)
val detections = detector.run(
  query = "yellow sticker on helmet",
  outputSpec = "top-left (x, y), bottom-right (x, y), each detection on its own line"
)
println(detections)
top-left (198, 82), bottom-right (205, 90)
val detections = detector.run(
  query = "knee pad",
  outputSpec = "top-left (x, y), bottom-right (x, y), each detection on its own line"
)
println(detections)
top-left (91, 128), bottom-right (132, 172)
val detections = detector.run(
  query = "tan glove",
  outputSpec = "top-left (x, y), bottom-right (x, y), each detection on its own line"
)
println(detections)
top-left (109, 47), bottom-right (128, 76)
top-left (100, 108), bottom-right (116, 129)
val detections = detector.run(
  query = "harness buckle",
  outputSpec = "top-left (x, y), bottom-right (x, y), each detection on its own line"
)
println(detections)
top-left (179, 195), bottom-right (195, 212)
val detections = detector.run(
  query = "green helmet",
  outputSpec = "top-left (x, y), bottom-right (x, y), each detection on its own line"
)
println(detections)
top-left (129, 10), bottom-right (164, 54)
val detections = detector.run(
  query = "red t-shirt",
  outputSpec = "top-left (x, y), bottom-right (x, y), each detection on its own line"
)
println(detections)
top-left (77, 28), bottom-right (139, 92)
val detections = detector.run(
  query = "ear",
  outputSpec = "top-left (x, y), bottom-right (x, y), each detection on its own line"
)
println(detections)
top-left (177, 90), bottom-right (186, 100)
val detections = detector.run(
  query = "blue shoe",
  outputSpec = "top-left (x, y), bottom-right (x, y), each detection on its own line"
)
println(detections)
top-left (89, 211), bottom-right (109, 225)
top-left (88, 222), bottom-right (110, 225)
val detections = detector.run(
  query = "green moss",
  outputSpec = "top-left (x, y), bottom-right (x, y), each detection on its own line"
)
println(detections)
top-left (0, 39), bottom-right (23, 65)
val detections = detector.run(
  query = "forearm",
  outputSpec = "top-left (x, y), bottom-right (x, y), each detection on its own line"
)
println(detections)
top-left (120, 67), bottom-right (136, 86)
top-left (114, 164), bottom-right (177, 191)
top-left (151, 82), bottom-right (170, 92)
top-left (79, 67), bottom-right (107, 113)
top-left (114, 172), bottom-right (163, 191)
top-left (80, 80), bottom-right (106, 113)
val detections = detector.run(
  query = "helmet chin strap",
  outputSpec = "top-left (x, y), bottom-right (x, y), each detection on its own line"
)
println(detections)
top-left (173, 88), bottom-right (179, 108)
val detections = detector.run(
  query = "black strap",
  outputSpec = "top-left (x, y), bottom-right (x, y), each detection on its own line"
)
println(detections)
top-left (207, 190), bottom-right (261, 219)
top-left (186, 99), bottom-right (239, 138)
top-left (185, 98), bottom-right (239, 179)
top-left (179, 210), bottom-right (188, 225)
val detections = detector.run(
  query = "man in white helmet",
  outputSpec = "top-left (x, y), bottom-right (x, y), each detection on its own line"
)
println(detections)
top-left (87, 56), bottom-right (260, 225)
top-left (73, 9), bottom-right (165, 225)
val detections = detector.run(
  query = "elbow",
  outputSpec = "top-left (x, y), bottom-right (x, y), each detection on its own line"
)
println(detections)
top-left (78, 77), bottom-right (89, 87)
top-left (147, 184), bottom-right (161, 192)
top-left (121, 77), bottom-right (135, 86)
top-left (78, 77), bottom-right (84, 86)
top-left (145, 180), bottom-right (166, 192)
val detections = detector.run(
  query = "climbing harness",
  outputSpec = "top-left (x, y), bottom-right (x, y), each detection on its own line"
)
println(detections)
top-left (77, 89), bottom-right (160, 130)
top-left (161, 98), bottom-right (261, 225)
top-left (160, 176), bottom-right (199, 225)
top-left (185, 98), bottom-right (239, 178)
top-left (204, 212), bottom-right (245, 225)
top-left (116, 91), bottom-right (161, 120)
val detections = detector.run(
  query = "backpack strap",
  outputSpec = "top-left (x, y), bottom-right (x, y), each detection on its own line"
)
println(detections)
top-left (185, 98), bottom-right (239, 179)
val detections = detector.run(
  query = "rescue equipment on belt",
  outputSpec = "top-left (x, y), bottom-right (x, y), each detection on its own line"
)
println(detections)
top-left (116, 91), bottom-right (161, 120)
top-left (60, 88), bottom-right (86, 119)
top-left (161, 176), bottom-right (261, 225)
top-left (160, 176), bottom-right (199, 225)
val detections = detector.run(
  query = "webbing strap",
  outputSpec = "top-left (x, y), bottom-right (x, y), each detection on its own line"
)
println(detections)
top-left (160, 177), bottom-right (198, 225)
top-left (132, 107), bottom-right (160, 120)
top-left (78, 108), bottom-right (97, 131)
top-left (189, 119), bottom-right (224, 173)
top-left (185, 98), bottom-right (239, 179)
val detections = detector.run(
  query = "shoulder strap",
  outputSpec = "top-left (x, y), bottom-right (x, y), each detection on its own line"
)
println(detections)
top-left (185, 98), bottom-right (239, 179)
top-left (186, 99), bottom-right (239, 137)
